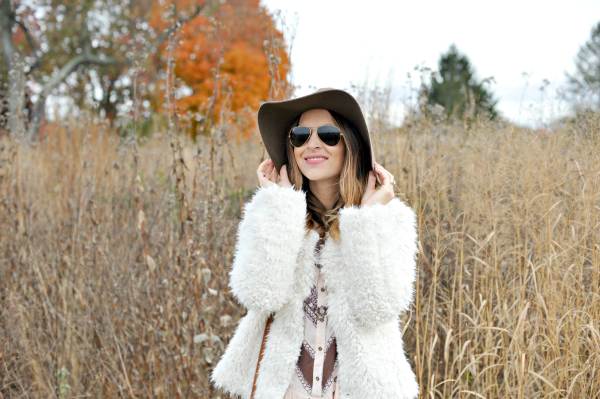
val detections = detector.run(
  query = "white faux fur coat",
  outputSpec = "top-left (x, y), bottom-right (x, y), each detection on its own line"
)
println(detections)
top-left (211, 184), bottom-right (420, 399)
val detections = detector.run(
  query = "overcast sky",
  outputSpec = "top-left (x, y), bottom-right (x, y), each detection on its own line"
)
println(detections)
top-left (260, 0), bottom-right (600, 126)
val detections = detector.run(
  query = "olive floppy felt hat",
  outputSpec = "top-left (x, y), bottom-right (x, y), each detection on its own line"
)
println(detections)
top-left (257, 87), bottom-right (376, 174)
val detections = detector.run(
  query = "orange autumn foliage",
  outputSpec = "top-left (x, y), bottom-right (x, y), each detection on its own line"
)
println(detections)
top-left (150, 0), bottom-right (290, 138)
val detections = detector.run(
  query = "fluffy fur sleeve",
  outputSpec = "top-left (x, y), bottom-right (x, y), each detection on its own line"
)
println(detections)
top-left (337, 198), bottom-right (419, 328)
top-left (228, 184), bottom-right (308, 313)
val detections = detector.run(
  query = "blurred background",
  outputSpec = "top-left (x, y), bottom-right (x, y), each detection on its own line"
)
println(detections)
top-left (1, 0), bottom-right (599, 398)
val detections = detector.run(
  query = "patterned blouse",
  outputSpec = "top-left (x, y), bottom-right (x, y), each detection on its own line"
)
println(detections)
top-left (284, 237), bottom-right (341, 399)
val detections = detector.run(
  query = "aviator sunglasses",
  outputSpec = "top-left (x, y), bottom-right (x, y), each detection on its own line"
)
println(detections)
top-left (289, 124), bottom-right (344, 147)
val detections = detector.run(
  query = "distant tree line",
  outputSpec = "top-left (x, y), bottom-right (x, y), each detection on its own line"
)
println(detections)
top-left (421, 21), bottom-right (600, 124)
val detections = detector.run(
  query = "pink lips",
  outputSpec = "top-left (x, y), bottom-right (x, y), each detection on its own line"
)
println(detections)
top-left (305, 155), bottom-right (328, 165)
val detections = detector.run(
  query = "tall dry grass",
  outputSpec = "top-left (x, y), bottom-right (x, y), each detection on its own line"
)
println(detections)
top-left (1, 98), bottom-right (599, 398)
top-left (0, 117), bottom-right (261, 398)
top-left (385, 116), bottom-right (600, 398)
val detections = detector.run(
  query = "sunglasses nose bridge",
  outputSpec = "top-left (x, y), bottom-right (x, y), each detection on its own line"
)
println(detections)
top-left (306, 127), bottom-right (323, 147)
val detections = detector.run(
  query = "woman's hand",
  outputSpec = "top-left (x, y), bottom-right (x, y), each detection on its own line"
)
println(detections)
top-left (257, 159), bottom-right (293, 189)
top-left (360, 162), bottom-right (395, 207)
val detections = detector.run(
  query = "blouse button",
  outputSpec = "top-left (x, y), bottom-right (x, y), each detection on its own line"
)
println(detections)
top-left (321, 288), bottom-right (325, 292)
top-left (318, 347), bottom-right (322, 351)
top-left (316, 377), bottom-right (320, 381)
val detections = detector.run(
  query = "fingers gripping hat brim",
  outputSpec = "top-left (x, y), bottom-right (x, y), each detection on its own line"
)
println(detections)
top-left (257, 88), bottom-right (375, 173)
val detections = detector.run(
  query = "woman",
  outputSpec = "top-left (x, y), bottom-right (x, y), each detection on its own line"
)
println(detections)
top-left (211, 88), bottom-right (419, 399)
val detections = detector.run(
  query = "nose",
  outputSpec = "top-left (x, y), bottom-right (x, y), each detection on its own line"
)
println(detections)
top-left (306, 128), bottom-right (322, 149)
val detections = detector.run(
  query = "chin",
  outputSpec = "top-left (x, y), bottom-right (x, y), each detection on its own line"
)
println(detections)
top-left (304, 175), bottom-right (324, 182)
top-left (303, 172), bottom-right (339, 183)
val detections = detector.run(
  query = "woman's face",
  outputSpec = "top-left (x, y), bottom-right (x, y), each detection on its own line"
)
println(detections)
top-left (293, 109), bottom-right (346, 184)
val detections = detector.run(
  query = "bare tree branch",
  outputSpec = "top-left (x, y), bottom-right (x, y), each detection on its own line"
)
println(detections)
top-left (26, 40), bottom-right (126, 142)
top-left (14, 17), bottom-right (43, 72)
top-left (153, 6), bottom-right (203, 45)
top-left (39, 43), bottom-right (124, 98)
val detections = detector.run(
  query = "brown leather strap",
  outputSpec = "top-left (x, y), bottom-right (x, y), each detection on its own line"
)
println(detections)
top-left (251, 314), bottom-right (274, 399)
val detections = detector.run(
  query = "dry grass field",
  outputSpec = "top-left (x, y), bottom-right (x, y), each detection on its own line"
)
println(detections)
top-left (1, 107), bottom-right (599, 398)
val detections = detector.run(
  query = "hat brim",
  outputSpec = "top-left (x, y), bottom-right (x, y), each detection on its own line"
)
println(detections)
top-left (257, 88), bottom-right (375, 174)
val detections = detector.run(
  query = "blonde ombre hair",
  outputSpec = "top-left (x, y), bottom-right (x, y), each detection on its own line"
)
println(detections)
top-left (285, 110), bottom-right (374, 243)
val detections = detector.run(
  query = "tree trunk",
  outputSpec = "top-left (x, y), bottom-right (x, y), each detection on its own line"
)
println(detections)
top-left (6, 54), bottom-right (26, 138)
top-left (26, 92), bottom-right (46, 142)
top-left (1, 0), bottom-right (26, 138)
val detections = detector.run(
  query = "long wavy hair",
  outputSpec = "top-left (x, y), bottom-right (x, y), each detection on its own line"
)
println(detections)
top-left (284, 110), bottom-right (373, 242)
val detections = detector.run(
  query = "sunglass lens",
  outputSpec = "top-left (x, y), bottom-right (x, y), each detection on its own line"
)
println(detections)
top-left (317, 125), bottom-right (342, 146)
top-left (290, 126), bottom-right (311, 147)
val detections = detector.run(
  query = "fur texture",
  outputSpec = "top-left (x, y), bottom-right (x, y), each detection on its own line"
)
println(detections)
top-left (228, 184), bottom-right (308, 314)
top-left (211, 186), bottom-right (419, 399)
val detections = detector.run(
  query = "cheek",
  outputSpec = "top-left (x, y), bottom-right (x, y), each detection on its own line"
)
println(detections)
top-left (293, 148), bottom-right (302, 164)
top-left (294, 148), bottom-right (306, 171)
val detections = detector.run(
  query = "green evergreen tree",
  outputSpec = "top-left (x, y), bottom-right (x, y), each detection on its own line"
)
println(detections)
top-left (565, 22), bottom-right (600, 111)
top-left (428, 44), bottom-right (498, 120)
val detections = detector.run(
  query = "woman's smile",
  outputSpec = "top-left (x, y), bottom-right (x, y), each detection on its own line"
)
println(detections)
top-left (304, 154), bottom-right (329, 165)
